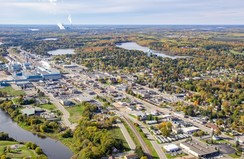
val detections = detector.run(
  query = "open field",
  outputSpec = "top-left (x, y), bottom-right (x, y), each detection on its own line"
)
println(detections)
top-left (66, 105), bottom-right (85, 123)
top-left (0, 86), bottom-right (25, 96)
top-left (39, 103), bottom-right (57, 111)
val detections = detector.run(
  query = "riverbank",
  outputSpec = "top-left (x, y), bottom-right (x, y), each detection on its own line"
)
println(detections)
top-left (0, 108), bottom-right (73, 159)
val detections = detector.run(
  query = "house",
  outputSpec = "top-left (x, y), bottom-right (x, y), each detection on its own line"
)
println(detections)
top-left (40, 112), bottom-right (58, 121)
top-left (206, 123), bottom-right (220, 132)
top-left (238, 136), bottom-right (244, 144)
top-left (146, 120), bottom-right (158, 125)
top-left (124, 154), bottom-right (138, 159)
top-left (21, 107), bottom-right (44, 116)
top-left (212, 135), bottom-right (221, 141)
top-left (60, 99), bottom-right (74, 106)
top-left (21, 107), bottom-right (35, 116)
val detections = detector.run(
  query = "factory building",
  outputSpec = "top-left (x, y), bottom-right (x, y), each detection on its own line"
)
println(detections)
top-left (23, 71), bottom-right (43, 82)
top-left (180, 140), bottom-right (219, 158)
top-left (37, 67), bottom-right (61, 80)
top-left (9, 63), bottom-right (22, 72)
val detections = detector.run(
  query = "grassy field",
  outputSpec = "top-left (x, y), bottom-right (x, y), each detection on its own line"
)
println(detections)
top-left (230, 50), bottom-right (244, 55)
top-left (66, 105), bottom-right (85, 123)
top-left (39, 103), bottom-right (57, 111)
top-left (109, 127), bottom-right (130, 151)
top-left (0, 86), bottom-right (25, 97)
top-left (0, 140), bottom-right (47, 159)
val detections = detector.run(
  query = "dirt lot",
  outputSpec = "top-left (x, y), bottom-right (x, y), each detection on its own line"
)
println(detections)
top-left (0, 71), bottom-right (13, 81)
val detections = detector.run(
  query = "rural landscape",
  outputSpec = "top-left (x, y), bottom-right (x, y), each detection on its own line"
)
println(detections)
top-left (0, 0), bottom-right (244, 159)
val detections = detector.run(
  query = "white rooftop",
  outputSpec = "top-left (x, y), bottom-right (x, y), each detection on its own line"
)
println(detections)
top-left (163, 144), bottom-right (180, 152)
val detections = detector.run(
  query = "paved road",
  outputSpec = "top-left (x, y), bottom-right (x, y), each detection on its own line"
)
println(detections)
top-left (119, 89), bottom-right (236, 145)
top-left (126, 113), bottom-right (167, 159)
top-left (33, 84), bottom-right (77, 130)
top-left (117, 122), bottom-right (136, 150)
top-left (121, 115), bottom-right (153, 159)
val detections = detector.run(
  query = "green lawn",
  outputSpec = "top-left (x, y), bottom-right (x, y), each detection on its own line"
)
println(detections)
top-left (39, 103), bottom-right (57, 111)
top-left (0, 86), bottom-right (25, 97)
top-left (66, 105), bottom-right (85, 123)
top-left (0, 140), bottom-right (47, 159)
top-left (109, 127), bottom-right (130, 151)
top-left (129, 114), bottom-right (137, 119)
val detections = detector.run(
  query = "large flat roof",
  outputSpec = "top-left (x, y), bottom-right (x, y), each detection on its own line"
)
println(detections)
top-left (180, 140), bottom-right (218, 156)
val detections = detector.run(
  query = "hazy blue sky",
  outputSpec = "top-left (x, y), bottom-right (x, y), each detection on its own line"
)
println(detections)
top-left (1, 0), bottom-right (244, 25)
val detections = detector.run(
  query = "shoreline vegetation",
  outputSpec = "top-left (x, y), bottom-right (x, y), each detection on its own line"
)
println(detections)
top-left (0, 99), bottom-right (129, 159)
top-left (0, 132), bottom-right (47, 159)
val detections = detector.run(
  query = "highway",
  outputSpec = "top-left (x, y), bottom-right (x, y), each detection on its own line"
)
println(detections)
top-left (121, 115), bottom-right (153, 159)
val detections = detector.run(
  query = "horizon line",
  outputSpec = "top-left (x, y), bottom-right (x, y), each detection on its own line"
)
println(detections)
top-left (1, 24), bottom-right (244, 26)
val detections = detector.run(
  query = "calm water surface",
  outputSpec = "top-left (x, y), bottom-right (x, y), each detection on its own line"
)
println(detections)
top-left (0, 109), bottom-right (73, 159)
top-left (116, 42), bottom-right (190, 59)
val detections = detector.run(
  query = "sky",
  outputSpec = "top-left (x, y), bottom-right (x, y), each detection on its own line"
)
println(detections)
top-left (0, 0), bottom-right (244, 25)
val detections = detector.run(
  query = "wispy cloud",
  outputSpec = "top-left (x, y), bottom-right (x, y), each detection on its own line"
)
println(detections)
top-left (0, 0), bottom-right (244, 24)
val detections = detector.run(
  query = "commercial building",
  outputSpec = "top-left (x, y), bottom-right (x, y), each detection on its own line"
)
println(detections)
top-left (180, 140), bottom-right (219, 158)
top-left (163, 144), bottom-right (180, 152)
top-left (181, 126), bottom-right (199, 134)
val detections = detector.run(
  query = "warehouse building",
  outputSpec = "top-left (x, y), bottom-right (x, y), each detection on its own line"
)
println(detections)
top-left (163, 144), bottom-right (180, 153)
top-left (181, 126), bottom-right (199, 134)
top-left (180, 140), bottom-right (219, 158)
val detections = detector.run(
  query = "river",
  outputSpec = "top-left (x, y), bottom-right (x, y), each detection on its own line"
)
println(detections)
top-left (0, 109), bottom-right (73, 159)
top-left (116, 42), bottom-right (190, 59)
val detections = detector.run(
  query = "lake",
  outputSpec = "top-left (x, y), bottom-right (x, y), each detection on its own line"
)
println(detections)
top-left (43, 38), bottom-right (58, 41)
top-left (48, 49), bottom-right (75, 55)
top-left (116, 42), bottom-right (190, 59)
top-left (0, 109), bottom-right (73, 159)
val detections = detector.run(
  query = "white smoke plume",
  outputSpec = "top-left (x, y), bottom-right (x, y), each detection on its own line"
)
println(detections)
top-left (57, 23), bottom-right (65, 30)
top-left (49, 0), bottom-right (58, 5)
top-left (68, 14), bottom-right (72, 24)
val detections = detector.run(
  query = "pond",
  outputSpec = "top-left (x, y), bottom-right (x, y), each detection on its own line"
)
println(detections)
top-left (0, 109), bottom-right (73, 159)
top-left (48, 49), bottom-right (75, 55)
